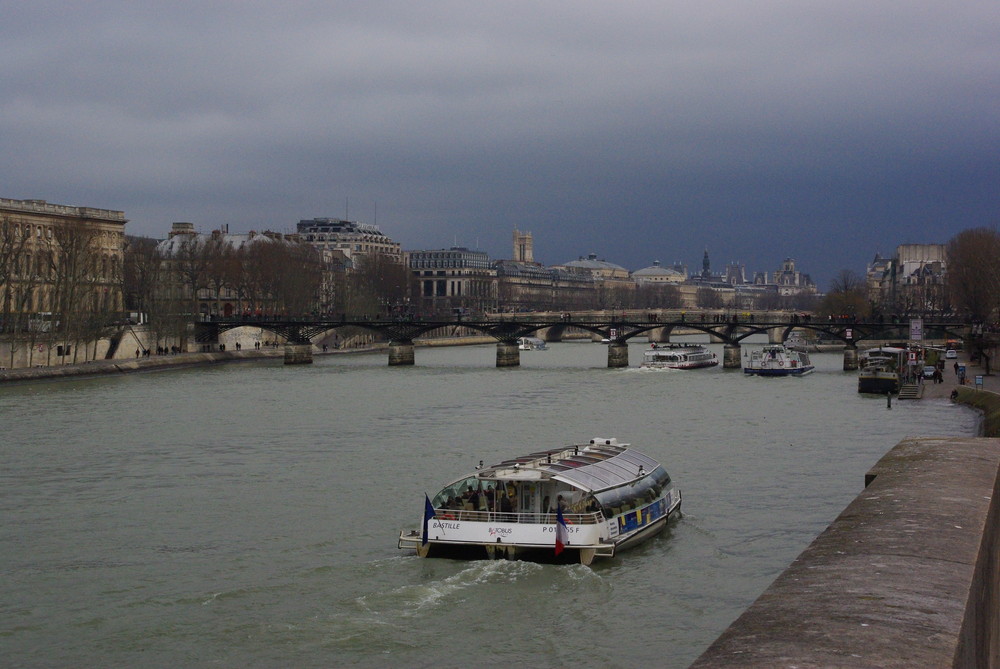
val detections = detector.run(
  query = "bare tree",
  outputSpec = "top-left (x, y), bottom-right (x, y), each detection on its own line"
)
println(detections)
top-left (45, 223), bottom-right (109, 363)
top-left (947, 227), bottom-right (1000, 321)
top-left (0, 215), bottom-right (40, 366)
top-left (696, 287), bottom-right (723, 309)
top-left (272, 243), bottom-right (324, 316)
top-left (0, 215), bottom-right (31, 332)
top-left (172, 234), bottom-right (210, 317)
top-left (123, 236), bottom-right (163, 317)
top-left (350, 254), bottom-right (413, 318)
top-left (637, 283), bottom-right (682, 309)
top-left (202, 235), bottom-right (234, 317)
top-left (819, 269), bottom-right (869, 318)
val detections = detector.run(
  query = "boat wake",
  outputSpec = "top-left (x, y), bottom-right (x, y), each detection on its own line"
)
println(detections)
top-left (357, 558), bottom-right (601, 619)
top-left (358, 560), bottom-right (541, 615)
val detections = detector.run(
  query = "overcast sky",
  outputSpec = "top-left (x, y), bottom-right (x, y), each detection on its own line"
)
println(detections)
top-left (2, 1), bottom-right (997, 289)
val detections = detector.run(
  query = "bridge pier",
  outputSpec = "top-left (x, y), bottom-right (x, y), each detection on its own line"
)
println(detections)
top-left (389, 340), bottom-right (415, 366)
top-left (768, 327), bottom-right (785, 344)
top-left (723, 343), bottom-right (741, 369)
top-left (496, 342), bottom-right (520, 367)
top-left (843, 344), bottom-right (859, 371)
top-left (283, 343), bottom-right (313, 365)
top-left (535, 326), bottom-right (563, 342)
top-left (607, 342), bottom-right (629, 368)
top-left (647, 327), bottom-right (671, 343)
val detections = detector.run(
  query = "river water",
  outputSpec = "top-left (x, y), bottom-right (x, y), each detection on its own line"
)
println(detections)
top-left (1, 338), bottom-right (979, 668)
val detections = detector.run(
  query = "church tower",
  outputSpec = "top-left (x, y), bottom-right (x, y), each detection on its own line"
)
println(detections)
top-left (701, 247), bottom-right (711, 278)
top-left (513, 228), bottom-right (534, 263)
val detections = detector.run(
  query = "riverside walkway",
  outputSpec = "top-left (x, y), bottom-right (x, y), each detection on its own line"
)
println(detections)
top-left (691, 349), bottom-right (1000, 668)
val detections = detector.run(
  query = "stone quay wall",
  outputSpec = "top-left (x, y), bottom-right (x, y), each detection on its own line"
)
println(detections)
top-left (691, 430), bottom-right (1000, 668)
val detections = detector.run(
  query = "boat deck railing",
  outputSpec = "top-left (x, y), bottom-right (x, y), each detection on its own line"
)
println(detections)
top-left (434, 509), bottom-right (603, 525)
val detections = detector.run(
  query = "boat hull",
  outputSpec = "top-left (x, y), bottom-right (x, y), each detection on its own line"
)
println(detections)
top-left (400, 493), bottom-right (682, 566)
top-left (744, 366), bottom-right (814, 377)
top-left (858, 376), bottom-right (899, 394)
top-left (642, 359), bottom-right (718, 370)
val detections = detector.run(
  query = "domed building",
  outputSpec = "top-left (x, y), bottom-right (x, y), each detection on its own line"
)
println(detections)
top-left (554, 253), bottom-right (631, 280)
top-left (552, 253), bottom-right (634, 308)
top-left (633, 260), bottom-right (685, 285)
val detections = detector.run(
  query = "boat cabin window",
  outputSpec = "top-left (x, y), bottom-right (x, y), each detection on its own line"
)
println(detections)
top-left (432, 477), bottom-right (499, 510)
top-left (592, 466), bottom-right (671, 516)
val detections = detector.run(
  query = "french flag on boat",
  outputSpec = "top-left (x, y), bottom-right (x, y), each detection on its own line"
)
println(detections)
top-left (422, 494), bottom-right (436, 545)
top-left (554, 506), bottom-right (569, 555)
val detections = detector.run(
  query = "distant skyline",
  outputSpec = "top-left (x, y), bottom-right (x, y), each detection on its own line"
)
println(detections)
top-left (2, 2), bottom-right (997, 290)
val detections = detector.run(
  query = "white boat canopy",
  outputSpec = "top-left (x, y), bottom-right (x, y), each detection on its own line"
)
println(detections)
top-left (478, 439), bottom-right (660, 494)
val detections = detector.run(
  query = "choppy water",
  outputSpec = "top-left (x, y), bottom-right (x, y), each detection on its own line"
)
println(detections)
top-left (1, 338), bottom-right (978, 667)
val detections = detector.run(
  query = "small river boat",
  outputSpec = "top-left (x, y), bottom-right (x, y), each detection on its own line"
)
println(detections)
top-left (857, 346), bottom-right (904, 394)
top-left (858, 363), bottom-right (901, 394)
top-left (743, 344), bottom-right (814, 376)
top-left (398, 437), bottom-right (682, 565)
top-left (641, 343), bottom-right (718, 370)
top-left (518, 336), bottom-right (548, 351)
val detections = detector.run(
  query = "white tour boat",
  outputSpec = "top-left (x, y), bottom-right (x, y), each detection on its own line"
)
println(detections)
top-left (398, 437), bottom-right (682, 565)
top-left (641, 343), bottom-right (718, 370)
top-left (517, 336), bottom-right (548, 351)
top-left (743, 344), bottom-right (815, 376)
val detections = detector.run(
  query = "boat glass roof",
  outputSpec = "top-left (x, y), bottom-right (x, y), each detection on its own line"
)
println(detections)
top-left (472, 439), bottom-right (664, 493)
top-left (549, 449), bottom-right (659, 492)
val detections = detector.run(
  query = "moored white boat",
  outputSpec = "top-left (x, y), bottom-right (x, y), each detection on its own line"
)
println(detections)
top-left (398, 437), bottom-right (682, 565)
top-left (743, 344), bottom-right (814, 376)
top-left (518, 336), bottom-right (548, 351)
top-left (641, 343), bottom-right (718, 370)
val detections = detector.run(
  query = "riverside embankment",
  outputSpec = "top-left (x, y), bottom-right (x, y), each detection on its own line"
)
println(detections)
top-left (691, 356), bottom-right (1000, 668)
top-left (0, 335), bottom-right (497, 384)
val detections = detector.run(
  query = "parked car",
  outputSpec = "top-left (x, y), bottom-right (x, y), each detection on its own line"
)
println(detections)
top-left (922, 365), bottom-right (937, 379)
top-left (945, 349), bottom-right (958, 359)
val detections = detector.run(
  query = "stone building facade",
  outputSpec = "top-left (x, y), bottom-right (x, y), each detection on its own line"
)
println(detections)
top-left (0, 197), bottom-right (127, 367)
top-left (866, 244), bottom-right (947, 314)
top-left (297, 218), bottom-right (403, 266)
top-left (408, 247), bottom-right (497, 314)
top-left (0, 197), bottom-right (127, 322)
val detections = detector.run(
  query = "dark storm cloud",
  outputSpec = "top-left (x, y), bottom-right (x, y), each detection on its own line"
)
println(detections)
top-left (2, 1), bottom-right (997, 288)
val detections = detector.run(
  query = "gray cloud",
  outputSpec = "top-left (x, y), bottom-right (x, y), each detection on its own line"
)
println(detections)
top-left (2, 1), bottom-right (997, 287)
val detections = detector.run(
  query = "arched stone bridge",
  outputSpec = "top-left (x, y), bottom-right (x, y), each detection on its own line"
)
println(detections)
top-left (194, 314), bottom-right (969, 369)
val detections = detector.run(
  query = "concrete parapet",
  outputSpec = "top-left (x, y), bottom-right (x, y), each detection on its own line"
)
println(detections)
top-left (954, 387), bottom-right (1000, 438)
top-left (690, 436), bottom-right (1000, 668)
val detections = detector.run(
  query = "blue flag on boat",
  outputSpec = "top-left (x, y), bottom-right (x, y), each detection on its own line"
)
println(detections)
top-left (422, 494), bottom-right (436, 545)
